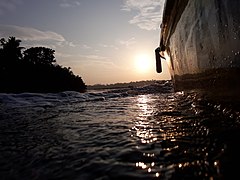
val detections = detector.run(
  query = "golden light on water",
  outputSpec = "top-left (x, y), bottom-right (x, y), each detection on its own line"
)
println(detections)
top-left (129, 91), bottom-right (226, 179)
top-left (133, 95), bottom-right (162, 177)
top-left (134, 95), bottom-right (157, 144)
top-left (136, 162), bottom-right (147, 169)
top-left (136, 95), bottom-right (153, 118)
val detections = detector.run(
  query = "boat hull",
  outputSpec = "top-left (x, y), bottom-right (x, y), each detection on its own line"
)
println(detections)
top-left (160, 0), bottom-right (240, 101)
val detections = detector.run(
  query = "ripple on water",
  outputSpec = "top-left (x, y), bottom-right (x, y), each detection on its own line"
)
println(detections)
top-left (1, 91), bottom-right (240, 179)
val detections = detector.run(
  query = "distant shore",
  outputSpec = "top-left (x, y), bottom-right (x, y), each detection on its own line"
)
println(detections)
top-left (87, 80), bottom-right (172, 90)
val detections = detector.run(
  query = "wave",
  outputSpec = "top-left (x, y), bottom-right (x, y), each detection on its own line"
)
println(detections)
top-left (0, 80), bottom-right (173, 108)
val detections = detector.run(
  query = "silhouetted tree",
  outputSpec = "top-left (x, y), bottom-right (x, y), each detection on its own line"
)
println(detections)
top-left (0, 37), bottom-right (24, 92)
top-left (0, 36), bottom-right (87, 93)
top-left (0, 37), bottom-right (23, 64)
top-left (23, 47), bottom-right (56, 66)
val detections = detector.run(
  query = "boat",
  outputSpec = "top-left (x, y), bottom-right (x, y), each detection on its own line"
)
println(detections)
top-left (155, 0), bottom-right (240, 102)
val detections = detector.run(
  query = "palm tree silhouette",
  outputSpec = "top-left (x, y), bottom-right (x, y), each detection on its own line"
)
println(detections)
top-left (0, 37), bottom-right (24, 65)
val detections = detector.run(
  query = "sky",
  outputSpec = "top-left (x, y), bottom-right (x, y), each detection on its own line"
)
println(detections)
top-left (0, 0), bottom-right (171, 85)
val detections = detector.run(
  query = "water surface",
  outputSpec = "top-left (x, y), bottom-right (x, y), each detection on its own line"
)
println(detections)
top-left (1, 81), bottom-right (240, 179)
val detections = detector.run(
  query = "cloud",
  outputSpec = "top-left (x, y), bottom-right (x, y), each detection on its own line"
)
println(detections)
top-left (0, 24), bottom-right (65, 42)
top-left (99, 44), bottom-right (119, 50)
top-left (82, 44), bottom-right (91, 49)
top-left (80, 59), bottom-right (120, 72)
top-left (0, 0), bottom-right (22, 15)
top-left (122, 0), bottom-right (165, 30)
top-left (80, 54), bottom-right (107, 60)
top-left (67, 41), bottom-right (77, 47)
top-left (118, 37), bottom-right (136, 47)
top-left (59, 0), bottom-right (81, 8)
top-left (55, 52), bottom-right (72, 58)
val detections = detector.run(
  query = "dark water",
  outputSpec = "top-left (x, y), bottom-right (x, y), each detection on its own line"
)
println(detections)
top-left (1, 81), bottom-right (240, 179)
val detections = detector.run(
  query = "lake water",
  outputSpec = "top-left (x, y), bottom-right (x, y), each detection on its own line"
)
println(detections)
top-left (1, 81), bottom-right (240, 179)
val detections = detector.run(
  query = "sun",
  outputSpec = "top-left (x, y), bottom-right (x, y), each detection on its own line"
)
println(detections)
top-left (134, 54), bottom-right (151, 73)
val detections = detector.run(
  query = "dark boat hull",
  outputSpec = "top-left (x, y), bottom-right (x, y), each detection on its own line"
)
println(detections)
top-left (159, 0), bottom-right (240, 101)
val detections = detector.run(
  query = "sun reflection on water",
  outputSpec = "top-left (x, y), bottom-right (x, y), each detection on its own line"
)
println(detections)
top-left (134, 95), bottom-right (158, 144)
top-left (130, 93), bottom-right (224, 179)
top-left (136, 95), bottom-right (153, 117)
top-left (132, 95), bottom-right (162, 177)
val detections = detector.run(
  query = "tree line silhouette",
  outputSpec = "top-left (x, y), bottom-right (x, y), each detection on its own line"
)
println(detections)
top-left (0, 37), bottom-right (86, 93)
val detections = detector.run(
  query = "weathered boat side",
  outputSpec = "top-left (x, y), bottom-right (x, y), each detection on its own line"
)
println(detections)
top-left (159, 0), bottom-right (240, 101)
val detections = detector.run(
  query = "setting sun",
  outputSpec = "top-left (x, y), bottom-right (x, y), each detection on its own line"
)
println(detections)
top-left (134, 54), bottom-right (151, 73)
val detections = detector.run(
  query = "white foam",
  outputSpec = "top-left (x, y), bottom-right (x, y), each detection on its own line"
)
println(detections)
top-left (0, 81), bottom-right (173, 108)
